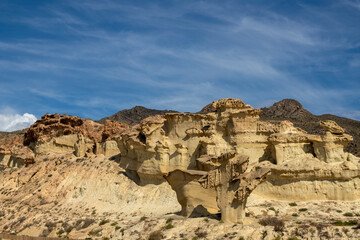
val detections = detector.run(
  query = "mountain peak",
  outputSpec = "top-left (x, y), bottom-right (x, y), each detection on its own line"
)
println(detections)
top-left (99, 106), bottom-right (178, 125)
top-left (261, 99), bottom-right (313, 120)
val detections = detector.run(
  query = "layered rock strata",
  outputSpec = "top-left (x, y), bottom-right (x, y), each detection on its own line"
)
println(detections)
top-left (117, 98), bottom-right (360, 206)
top-left (24, 114), bottom-right (128, 157)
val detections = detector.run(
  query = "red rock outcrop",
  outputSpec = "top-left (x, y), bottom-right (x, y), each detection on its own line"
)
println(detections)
top-left (102, 120), bottom-right (129, 142)
top-left (24, 114), bottom-right (104, 145)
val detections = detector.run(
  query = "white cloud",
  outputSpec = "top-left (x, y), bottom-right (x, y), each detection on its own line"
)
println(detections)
top-left (0, 113), bottom-right (37, 132)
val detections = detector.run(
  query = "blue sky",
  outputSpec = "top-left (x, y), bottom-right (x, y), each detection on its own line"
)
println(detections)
top-left (0, 0), bottom-right (359, 130)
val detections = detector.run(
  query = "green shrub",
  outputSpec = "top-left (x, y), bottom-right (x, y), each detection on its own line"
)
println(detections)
top-left (165, 223), bottom-right (174, 229)
top-left (289, 202), bottom-right (297, 207)
top-left (148, 230), bottom-right (163, 240)
top-left (298, 208), bottom-right (307, 212)
top-left (88, 230), bottom-right (101, 237)
top-left (99, 219), bottom-right (109, 225)
top-left (343, 212), bottom-right (353, 217)
top-left (166, 218), bottom-right (173, 224)
top-left (332, 220), bottom-right (357, 226)
top-left (140, 216), bottom-right (147, 221)
top-left (292, 213), bottom-right (299, 217)
top-left (111, 222), bottom-right (118, 226)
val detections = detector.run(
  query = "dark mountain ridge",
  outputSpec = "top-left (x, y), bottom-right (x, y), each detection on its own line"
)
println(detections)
top-left (98, 106), bottom-right (178, 125)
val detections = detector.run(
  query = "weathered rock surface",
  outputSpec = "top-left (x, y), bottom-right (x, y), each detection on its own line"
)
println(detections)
top-left (117, 98), bottom-right (360, 205)
top-left (165, 169), bottom-right (218, 217)
top-left (197, 154), bottom-right (270, 223)
top-left (0, 131), bottom-right (34, 168)
top-left (102, 120), bottom-right (129, 141)
top-left (320, 120), bottom-right (345, 134)
top-left (24, 114), bottom-right (128, 157)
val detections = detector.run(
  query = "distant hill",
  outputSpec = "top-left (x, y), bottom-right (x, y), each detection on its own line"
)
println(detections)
top-left (98, 106), bottom-right (178, 125)
top-left (260, 99), bottom-right (360, 157)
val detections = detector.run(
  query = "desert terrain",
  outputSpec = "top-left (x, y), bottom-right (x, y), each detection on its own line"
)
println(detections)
top-left (0, 99), bottom-right (359, 240)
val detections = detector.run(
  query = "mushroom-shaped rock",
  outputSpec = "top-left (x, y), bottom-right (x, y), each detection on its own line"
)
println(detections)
top-left (164, 169), bottom-right (218, 217)
top-left (320, 120), bottom-right (344, 135)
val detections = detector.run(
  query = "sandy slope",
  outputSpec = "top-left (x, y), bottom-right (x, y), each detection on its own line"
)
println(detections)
top-left (0, 153), bottom-right (359, 239)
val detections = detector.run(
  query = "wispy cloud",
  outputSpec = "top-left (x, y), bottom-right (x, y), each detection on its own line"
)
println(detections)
top-left (0, 0), bottom-right (359, 120)
top-left (344, 0), bottom-right (360, 10)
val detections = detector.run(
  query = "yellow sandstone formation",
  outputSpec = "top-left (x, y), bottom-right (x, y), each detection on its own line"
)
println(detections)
top-left (116, 98), bottom-right (360, 218)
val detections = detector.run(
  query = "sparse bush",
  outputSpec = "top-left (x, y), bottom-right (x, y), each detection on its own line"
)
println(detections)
top-left (343, 212), bottom-right (353, 217)
top-left (62, 222), bottom-right (73, 233)
top-left (239, 237), bottom-right (245, 240)
top-left (332, 220), bottom-right (357, 226)
top-left (269, 207), bottom-right (275, 211)
top-left (45, 221), bottom-right (56, 231)
top-left (99, 219), bottom-right (110, 226)
top-left (102, 237), bottom-right (109, 240)
top-left (289, 202), bottom-right (297, 207)
top-left (111, 221), bottom-right (118, 226)
top-left (166, 218), bottom-right (173, 224)
top-left (259, 217), bottom-right (285, 232)
top-left (48, 174), bottom-right (52, 177)
top-left (336, 210), bottom-right (342, 213)
top-left (203, 218), bottom-right (209, 222)
top-left (195, 231), bottom-right (207, 238)
top-left (140, 216), bottom-right (148, 221)
top-left (75, 218), bottom-right (95, 230)
top-left (165, 223), bottom-right (174, 229)
top-left (292, 213), bottom-right (299, 217)
top-left (88, 230), bottom-right (101, 237)
top-left (115, 226), bottom-right (121, 230)
top-left (298, 208), bottom-right (307, 212)
top-left (148, 230), bottom-right (164, 240)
